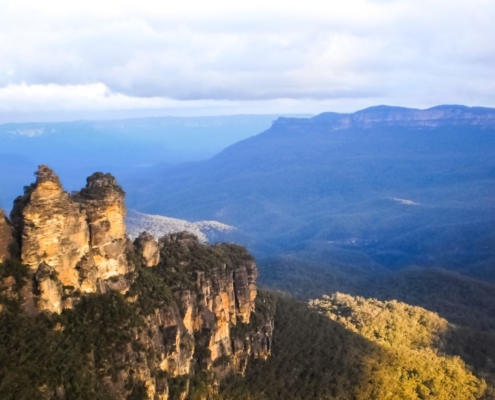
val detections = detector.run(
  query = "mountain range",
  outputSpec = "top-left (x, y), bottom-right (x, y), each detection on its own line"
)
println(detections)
top-left (121, 106), bottom-right (495, 277)
top-left (123, 105), bottom-right (495, 292)
top-left (2, 106), bottom-right (495, 398)
top-left (0, 114), bottom-right (308, 211)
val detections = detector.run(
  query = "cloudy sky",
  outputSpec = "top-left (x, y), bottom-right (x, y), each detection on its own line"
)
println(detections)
top-left (1, 0), bottom-right (494, 121)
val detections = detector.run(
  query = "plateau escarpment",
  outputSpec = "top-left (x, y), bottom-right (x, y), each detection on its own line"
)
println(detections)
top-left (125, 105), bottom-right (495, 293)
top-left (0, 166), bottom-right (273, 399)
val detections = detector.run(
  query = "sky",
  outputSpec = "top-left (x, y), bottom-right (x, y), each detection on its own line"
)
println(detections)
top-left (1, 0), bottom-right (494, 122)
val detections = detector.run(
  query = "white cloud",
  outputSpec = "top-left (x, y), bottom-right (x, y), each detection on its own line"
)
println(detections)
top-left (0, 0), bottom-right (494, 120)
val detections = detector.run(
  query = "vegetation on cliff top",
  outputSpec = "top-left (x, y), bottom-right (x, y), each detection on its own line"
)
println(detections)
top-left (2, 230), bottom-right (494, 399)
top-left (0, 235), bottom-right (265, 400)
top-left (217, 294), bottom-right (492, 400)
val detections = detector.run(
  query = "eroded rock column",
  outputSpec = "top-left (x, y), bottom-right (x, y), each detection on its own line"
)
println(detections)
top-left (73, 172), bottom-right (130, 292)
top-left (10, 166), bottom-right (90, 312)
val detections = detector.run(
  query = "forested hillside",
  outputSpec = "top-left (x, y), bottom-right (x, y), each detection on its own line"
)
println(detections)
top-left (216, 293), bottom-right (492, 400)
top-left (126, 106), bottom-right (495, 287)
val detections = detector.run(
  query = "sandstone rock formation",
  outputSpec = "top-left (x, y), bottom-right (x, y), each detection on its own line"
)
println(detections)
top-left (1, 166), bottom-right (274, 399)
top-left (134, 231), bottom-right (160, 267)
top-left (156, 232), bottom-right (273, 373)
top-left (10, 166), bottom-right (130, 312)
top-left (159, 234), bottom-right (266, 368)
top-left (74, 172), bottom-right (129, 292)
top-left (108, 233), bottom-right (273, 399)
top-left (0, 208), bottom-right (12, 263)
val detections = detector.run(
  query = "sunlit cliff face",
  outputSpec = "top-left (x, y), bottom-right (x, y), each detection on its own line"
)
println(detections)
top-left (9, 165), bottom-right (129, 312)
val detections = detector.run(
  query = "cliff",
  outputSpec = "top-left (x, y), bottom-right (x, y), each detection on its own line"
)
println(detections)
top-left (273, 105), bottom-right (495, 132)
top-left (10, 166), bottom-right (130, 313)
top-left (0, 208), bottom-right (12, 263)
top-left (0, 166), bottom-right (274, 399)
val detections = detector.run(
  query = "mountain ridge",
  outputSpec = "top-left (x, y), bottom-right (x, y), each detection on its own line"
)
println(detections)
top-left (0, 166), bottom-right (273, 399)
top-left (271, 104), bottom-right (495, 133)
top-left (125, 104), bottom-right (495, 287)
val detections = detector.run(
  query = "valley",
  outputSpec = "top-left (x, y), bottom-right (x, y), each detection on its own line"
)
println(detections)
top-left (2, 106), bottom-right (495, 398)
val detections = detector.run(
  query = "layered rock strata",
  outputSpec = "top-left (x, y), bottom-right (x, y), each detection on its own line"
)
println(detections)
top-left (73, 172), bottom-right (130, 292)
top-left (111, 233), bottom-right (273, 399)
top-left (10, 166), bottom-right (130, 312)
top-left (0, 166), bottom-right (273, 399)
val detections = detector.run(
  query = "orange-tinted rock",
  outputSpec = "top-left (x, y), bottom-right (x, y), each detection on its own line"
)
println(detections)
top-left (10, 166), bottom-right (90, 299)
top-left (0, 208), bottom-right (12, 263)
top-left (74, 172), bottom-right (129, 285)
top-left (10, 166), bottom-right (131, 313)
top-left (2, 166), bottom-right (273, 399)
top-left (134, 232), bottom-right (160, 267)
top-left (155, 234), bottom-right (271, 380)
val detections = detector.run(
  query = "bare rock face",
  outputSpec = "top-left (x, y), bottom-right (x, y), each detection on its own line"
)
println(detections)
top-left (73, 172), bottom-right (129, 290)
top-left (100, 234), bottom-right (274, 399)
top-left (134, 232), bottom-right (160, 267)
top-left (233, 259), bottom-right (258, 323)
top-left (1, 166), bottom-right (274, 399)
top-left (10, 165), bottom-right (90, 279)
top-left (156, 235), bottom-right (271, 378)
top-left (35, 263), bottom-right (62, 313)
top-left (0, 208), bottom-right (13, 263)
top-left (10, 166), bottom-right (90, 307)
top-left (10, 166), bottom-right (130, 312)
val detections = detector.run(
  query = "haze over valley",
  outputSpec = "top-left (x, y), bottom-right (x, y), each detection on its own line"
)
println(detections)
top-left (2, 0), bottom-right (495, 398)
top-left (0, 114), bottom-right (301, 210)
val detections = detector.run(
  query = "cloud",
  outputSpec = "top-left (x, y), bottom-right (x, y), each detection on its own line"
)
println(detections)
top-left (0, 0), bottom-right (494, 119)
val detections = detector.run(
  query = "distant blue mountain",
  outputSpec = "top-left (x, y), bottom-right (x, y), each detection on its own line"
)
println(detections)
top-left (0, 114), bottom-right (307, 210)
top-left (124, 105), bottom-right (495, 286)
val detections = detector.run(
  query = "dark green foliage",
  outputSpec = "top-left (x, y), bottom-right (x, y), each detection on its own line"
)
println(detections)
top-left (220, 295), bottom-right (380, 399)
top-left (215, 243), bottom-right (255, 266)
top-left (0, 240), bottom-right (266, 399)
top-left (363, 267), bottom-right (495, 332)
top-left (154, 236), bottom-right (253, 291)
top-left (0, 255), bottom-right (145, 399)
top-left (76, 172), bottom-right (125, 200)
top-left (0, 302), bottom-right (108, 399)
top-left (127, 265), bottom-right (173, 316)
top-left (168, 375), bottom-right (189, 399)
top-left (231, 290), bottom-right (276, 340)
top-left (186, 372), bottom-right (212, 400)
top-left (126, 381), bottom-right (148, 400)
top-left (0, 255), bottom-right (29, 292)
top-left (126, 246), bottom-right (176, 315)
top-left (361, 267), bottom-right (495, 384)
top-left (219, 294), bottom-right (489, 400)
top-left (62, 292), bottom-right (142, 369)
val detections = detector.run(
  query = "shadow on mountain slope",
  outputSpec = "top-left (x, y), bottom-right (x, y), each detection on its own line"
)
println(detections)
top-left (218, 294), bottom-right (489, 400)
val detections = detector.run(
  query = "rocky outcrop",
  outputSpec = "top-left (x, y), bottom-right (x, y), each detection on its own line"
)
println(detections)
top-left (10, 166), bottom-right (130, 312)
top-left (105, 233), bottom-right (274, 399)
top-left (0, 208), bottom-right (12, 263)
top-left (157, 234), bottom-right (267, 374)
top-left (134, 231), bottom-right (160, 267)
top-left (73, 172), bottom-right (129, 292)
top-left (1, 166), bottom-right (274, 399)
